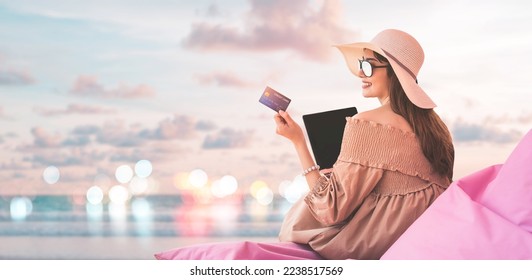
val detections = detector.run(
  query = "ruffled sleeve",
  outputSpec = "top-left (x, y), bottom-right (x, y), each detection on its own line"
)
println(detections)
top-left (305, 163), bottom-right (383, 226)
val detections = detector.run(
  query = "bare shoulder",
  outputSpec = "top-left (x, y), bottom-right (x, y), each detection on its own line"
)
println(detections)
top-left (354, 106), bottom-right (413, 133)
top-left (353, 107), bottom-right (383, 121)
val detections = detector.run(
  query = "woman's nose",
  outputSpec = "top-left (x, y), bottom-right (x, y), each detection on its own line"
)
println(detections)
top-left (355, 67), bottom-right (365, 78)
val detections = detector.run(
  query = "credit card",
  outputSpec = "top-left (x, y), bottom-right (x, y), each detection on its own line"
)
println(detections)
top-left (259, 86), bottom-right (291, 112)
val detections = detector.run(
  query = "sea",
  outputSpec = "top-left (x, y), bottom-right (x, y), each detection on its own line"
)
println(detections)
top-left (0, 194), bottom-right (291, 259)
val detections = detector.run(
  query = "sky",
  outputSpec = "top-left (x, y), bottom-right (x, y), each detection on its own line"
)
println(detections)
top-left (1, 0), bottom-right (531, 196)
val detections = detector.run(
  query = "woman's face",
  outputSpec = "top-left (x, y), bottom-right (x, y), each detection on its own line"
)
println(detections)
top-left (357, 49), bottom-right (390, 101)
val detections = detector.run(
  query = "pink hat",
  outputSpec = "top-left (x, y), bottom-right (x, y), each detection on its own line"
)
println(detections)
top-left (335, 29), bottom-right (436, 109)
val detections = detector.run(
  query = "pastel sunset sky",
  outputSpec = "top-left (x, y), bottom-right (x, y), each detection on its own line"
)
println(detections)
top-left (1, 0), bottom-right (531, 196)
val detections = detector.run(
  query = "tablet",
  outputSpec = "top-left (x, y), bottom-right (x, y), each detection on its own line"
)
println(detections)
top-left (302, 107), bottom-right (358, 169)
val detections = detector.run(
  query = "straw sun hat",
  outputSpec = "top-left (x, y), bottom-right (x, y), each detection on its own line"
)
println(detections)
top-left (335, 29), bottom-right (436, 109)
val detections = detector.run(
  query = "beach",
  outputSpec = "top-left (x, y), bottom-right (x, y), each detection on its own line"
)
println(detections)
top-left (0, 236), bottom-right (278, 260)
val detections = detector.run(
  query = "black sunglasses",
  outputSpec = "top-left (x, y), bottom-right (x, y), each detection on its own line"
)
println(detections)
top-left (358, 59), bottom-right (388, 77)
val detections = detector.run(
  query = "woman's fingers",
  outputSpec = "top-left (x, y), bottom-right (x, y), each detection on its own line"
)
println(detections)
top-left (278, 110), bottom-right (293, 124)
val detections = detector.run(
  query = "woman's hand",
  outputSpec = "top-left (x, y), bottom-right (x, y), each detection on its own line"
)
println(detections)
top-left (275, 110), bottom-right (321, 188)
top-left (274, 110), bottom-right (305, 145)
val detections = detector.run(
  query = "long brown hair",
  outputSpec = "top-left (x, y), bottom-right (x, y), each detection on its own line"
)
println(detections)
top-left (376, 52), bottom-right (454, 181)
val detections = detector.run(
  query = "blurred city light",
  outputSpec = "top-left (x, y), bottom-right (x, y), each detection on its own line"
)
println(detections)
top-left (211, 175), bottom-right (238, 198)
top-left (284, 175), bottom-right (309, 203)
top-left (86, 186), bottom-right (104, 205)
top-left (131, 197), bottom-right (152, 220)
top-left (129, 176), bottom-right (149, 195)
top-left (10, 197), bottom-right (33, 221)
top-left (277, 180), bottom-right (292, 198)
top-left (188, 168), bottom-right (208, 188)
top-left (256, 186), bottom-right (274, 206)
top-left (42, 165), bottom-right (60, 184)
top-left (86, 202), bottom-right (104, 220)
top-left (250, 180), bottom-right (268, 198)
top-left (173, 172), bottom-right (191, 190)
top-left (134, 159), bottom-right (153, 178)
top-left (115, 165), bottom-right (133, 184)
top-left (108, 185), bottom-right (130, 204)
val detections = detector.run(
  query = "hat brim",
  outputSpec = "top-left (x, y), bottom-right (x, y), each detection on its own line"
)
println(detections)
top-left (388, 58), bottom-right (436, 109)
top-left (335, 43), bottom-right (436, 109)
top-left (334, 42), bottom-right (386, 75)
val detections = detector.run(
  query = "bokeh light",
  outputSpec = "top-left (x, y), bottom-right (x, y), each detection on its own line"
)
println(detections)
top-left (129, 176), bottom-right (149, 195)
top-left (131, 198), bottom-right (152, 220)
top-left (173, 172), bottom-right (191, 190)
top-left (86, 202), bottom-right (104, 221)
top-left (277, 180), bottom-right (292, 198)
top-left (256, 186), bottom-right (274, 206)
top-left (108, 185), bottom-right (130, 204)
top-left (249, 180), bottom-right (268, 198)
top-left (10, 197), bottom-right (33, 221)
top-left (108, 201), bottom-right (128, 223)
top-left (249, 180), bottom-right (274, 205)
top-left (42, 166), bottom-right (60, 184)
top-left (209, 203), bottom-right (239, 233)
top-left (86, 186), bottom-right (104, 205)
top-left (284, 175), bottom-right (309, 203)
top-left (211, 175), bottom-right (238, 198)
top-left (134, 160), bottom-right (153, 179)
top-left (132, 198), bottom-right (153, 236)
top-left (188, 169), bottom-right (208, 188)
top-left (115, 165), bottom-right (133, 184)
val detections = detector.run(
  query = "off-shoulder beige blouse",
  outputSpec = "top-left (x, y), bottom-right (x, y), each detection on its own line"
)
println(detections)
top-left (279, 117), bottom-right (451, 260)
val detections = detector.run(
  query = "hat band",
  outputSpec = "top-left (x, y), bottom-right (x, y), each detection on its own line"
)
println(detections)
top-left (382, 50), bottom-right (418, 83)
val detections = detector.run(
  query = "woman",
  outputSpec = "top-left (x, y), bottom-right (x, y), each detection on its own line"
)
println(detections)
top-left (275, 29), bottom-right (454, 259)
top-left (154, 29), bottom-right (454, 260)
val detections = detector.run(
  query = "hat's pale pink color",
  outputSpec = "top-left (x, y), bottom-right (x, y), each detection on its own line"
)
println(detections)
top-left (335, 29), bottom-right (436, 109)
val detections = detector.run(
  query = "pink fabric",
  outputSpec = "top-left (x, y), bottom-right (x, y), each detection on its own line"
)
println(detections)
top-left (382, 129), bottom-right (532, 259)
top-left (154, 241), bottom-right (324, 260)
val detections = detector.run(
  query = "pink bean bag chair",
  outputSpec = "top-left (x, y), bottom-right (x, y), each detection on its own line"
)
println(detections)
top-left (382, 129), bottom-right (532, 259)
top-left (154, 241), bottom-right (323, 260)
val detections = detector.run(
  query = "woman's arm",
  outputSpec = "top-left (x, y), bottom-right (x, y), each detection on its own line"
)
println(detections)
top-left (274, 110), bottom-right (321, 189)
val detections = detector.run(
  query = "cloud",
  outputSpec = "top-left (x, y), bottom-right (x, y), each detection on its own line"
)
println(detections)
top-left (95, 120), bottom-right (145, 147)
top-left (66, 114), bottom-right (214, 148)
top-left (452, 120), bottom-right (522, 144)
top-left (140, 114), bottom-right (200, 140)
top-left (0, 132), bottom-right (18, 144)
top-left (517, 113), bottom-right (532, 124)
top-left (484, 113), bottom-right (532, 126)
top-left (194, 71), bottom-right (253, 88)
top-left (202, 128), bottom-right (254, 149)
top-left (195, 120), bottom-right (217, 131)
top-left (183, 0), bottom-right (356, 62)
top-left (29, 149), bottom-right (106, 167)
top-left (31, 153), bottom-right (83, 167)
top-left (70, 75), bottom-right (155, 99)
top-left (31, 127), bottom-right (63, 148)
top-left (21, 114), bottom-right (232, 173)
top-left (28, 114), bottom-right (216, 151)
top-left (72, 125), bottom-right (101, 135)
top-left (30, 126), bottom-right (93, 148)
top-left (62, 135), bottom-right (91, 147)
top-left (108, 141), bottom-right (186, 163)
top-left (33, 103), bottom-right (116, 116)
top-left (0, 68), bottom-right (35, 85)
